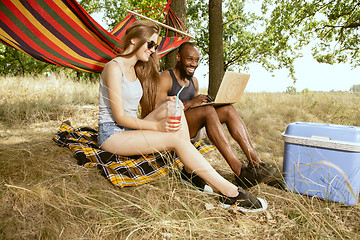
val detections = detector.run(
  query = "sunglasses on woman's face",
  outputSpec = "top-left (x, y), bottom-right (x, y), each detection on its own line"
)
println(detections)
top-left (147, 40), bottom-right (158, 51)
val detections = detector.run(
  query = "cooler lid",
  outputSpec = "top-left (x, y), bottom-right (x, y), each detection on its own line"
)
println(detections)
top-left (282, 133), bottom-right (360, 152)
top-left (285, 122), bottom-right (360, 143)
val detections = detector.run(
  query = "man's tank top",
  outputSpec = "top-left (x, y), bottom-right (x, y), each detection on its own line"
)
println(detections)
top-left (98, 60), bottom-right (143, 123)
top-left (167, 69), bottom-right (196, 102)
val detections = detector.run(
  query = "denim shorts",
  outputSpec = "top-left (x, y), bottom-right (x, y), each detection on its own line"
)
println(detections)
top-left (98, 122), bottom-right (135, 148)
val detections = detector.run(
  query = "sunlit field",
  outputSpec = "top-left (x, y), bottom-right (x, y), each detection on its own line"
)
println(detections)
top-left (1, 74), bottom-right (359, 239)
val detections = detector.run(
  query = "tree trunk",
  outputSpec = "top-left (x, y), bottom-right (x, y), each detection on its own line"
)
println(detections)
top-left (208, 0), bottom-right (224, 98)
top-left (162, 0), bottom-right (186, 71)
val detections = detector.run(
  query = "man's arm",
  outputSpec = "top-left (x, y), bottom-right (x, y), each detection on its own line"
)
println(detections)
top-left (156, 71), bottom-right (173, 108)
top-left (182, 77), bottom-right (207, 110)
top-left (182, 77), bottom-right (214, 110)
top-left (157, 71), bottom-right (211, 110)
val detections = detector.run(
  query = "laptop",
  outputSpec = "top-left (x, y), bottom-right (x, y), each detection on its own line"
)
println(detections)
top-left (189, 72), bottom-right (250, 109)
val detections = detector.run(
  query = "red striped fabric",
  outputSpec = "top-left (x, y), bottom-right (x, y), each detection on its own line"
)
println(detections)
top-left (111, 15), bottom-right (190, 58)
top-left (0, 0), bottom-right (189, 73)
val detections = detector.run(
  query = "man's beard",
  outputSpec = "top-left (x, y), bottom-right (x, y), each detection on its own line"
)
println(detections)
top-left (180, 67), bottom-right (194, 79)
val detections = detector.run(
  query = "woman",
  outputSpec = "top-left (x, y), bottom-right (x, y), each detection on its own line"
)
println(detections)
top-left (97, 20), bottom-right (267, 212)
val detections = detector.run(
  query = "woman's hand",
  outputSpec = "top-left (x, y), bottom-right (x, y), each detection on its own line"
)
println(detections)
top-left (151, 96), bottom-right (184, 132)
top-left (159, 97), bottom-right (183, 132)
top-left (158, 118), bottom-right (182, 132)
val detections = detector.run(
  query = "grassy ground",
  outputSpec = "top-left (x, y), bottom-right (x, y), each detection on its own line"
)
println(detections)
top-left (1, 74), bottom-right (359, 239)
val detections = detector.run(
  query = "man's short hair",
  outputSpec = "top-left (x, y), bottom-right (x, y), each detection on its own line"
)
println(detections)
top-left (178, 42), bottom-right (196, 55)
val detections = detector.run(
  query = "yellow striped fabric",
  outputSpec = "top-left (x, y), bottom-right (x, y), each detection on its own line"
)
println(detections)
top-left (53, 120), bottom-right (215, 188)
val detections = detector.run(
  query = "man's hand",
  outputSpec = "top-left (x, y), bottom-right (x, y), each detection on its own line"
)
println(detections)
top-left (192, 94), bottom-right (212, 105)
top-left (183, 94), bottom-right (213, 110)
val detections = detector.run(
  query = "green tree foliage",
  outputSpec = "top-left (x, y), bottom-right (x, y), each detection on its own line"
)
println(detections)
top-left (100, 0), bottom-right (165, 30)
top-left (187, 0), bottom-right (301, 82)
top-left (0, 43), bottom-right (98, 81)
top-left (0, 45), bottom-right (59, 76)
top-left (78, 0), bottom-right (103, 14)
top-left (285, 85), bottom-right (297, 94)
top-left (350, 84), bottom-right (360, 92)
top-left (262, 0), bottom-right (360, 68)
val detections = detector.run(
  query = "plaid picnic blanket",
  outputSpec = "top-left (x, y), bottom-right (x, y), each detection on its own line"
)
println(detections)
top-left (53, 120), bottom-right (215, 188)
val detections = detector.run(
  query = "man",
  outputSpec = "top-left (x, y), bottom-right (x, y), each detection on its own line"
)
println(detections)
top-left (157, 42), bottom-right (275, 189)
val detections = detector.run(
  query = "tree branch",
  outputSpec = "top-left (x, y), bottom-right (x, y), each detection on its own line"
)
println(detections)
top-left (324, 22), bottom-right (360, 29)
top-left (224, 48), bottom-right (249, 71)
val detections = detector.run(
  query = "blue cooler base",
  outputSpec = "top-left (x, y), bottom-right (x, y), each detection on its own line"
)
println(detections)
top-left (282, 122), bottom-right (360, 206)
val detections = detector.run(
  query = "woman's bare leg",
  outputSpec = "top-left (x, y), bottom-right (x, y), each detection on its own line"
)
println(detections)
top-left (102, 129), bottom-right (238, 197)
top-left (101, 104), bottom-right (238, 197)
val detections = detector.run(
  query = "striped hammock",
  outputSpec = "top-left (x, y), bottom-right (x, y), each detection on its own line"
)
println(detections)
top-left (0, 0), bottom-right (190, 73)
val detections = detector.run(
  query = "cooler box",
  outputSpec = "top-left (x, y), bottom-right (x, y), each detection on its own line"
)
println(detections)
top-left (282, 122), bottom-right (360, 206)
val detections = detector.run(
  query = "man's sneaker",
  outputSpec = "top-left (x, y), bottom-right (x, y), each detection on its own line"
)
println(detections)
top-left (181, 168), bottom-right (213, 193)
top-left (235, 162), bottom-right (276, 189)
top-left (219, 187), bottom-right (268, 213)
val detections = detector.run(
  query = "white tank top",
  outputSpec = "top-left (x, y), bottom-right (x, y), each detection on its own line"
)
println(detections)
top-left (98, 61), bottom-right (143, 123)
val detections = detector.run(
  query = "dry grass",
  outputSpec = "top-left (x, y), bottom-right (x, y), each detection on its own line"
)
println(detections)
top-left (1, 74), bottom-right (359, 239)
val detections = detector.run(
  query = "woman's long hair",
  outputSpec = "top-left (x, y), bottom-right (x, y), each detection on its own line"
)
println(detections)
top-left (118, 20), bottom-right (160, 118)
